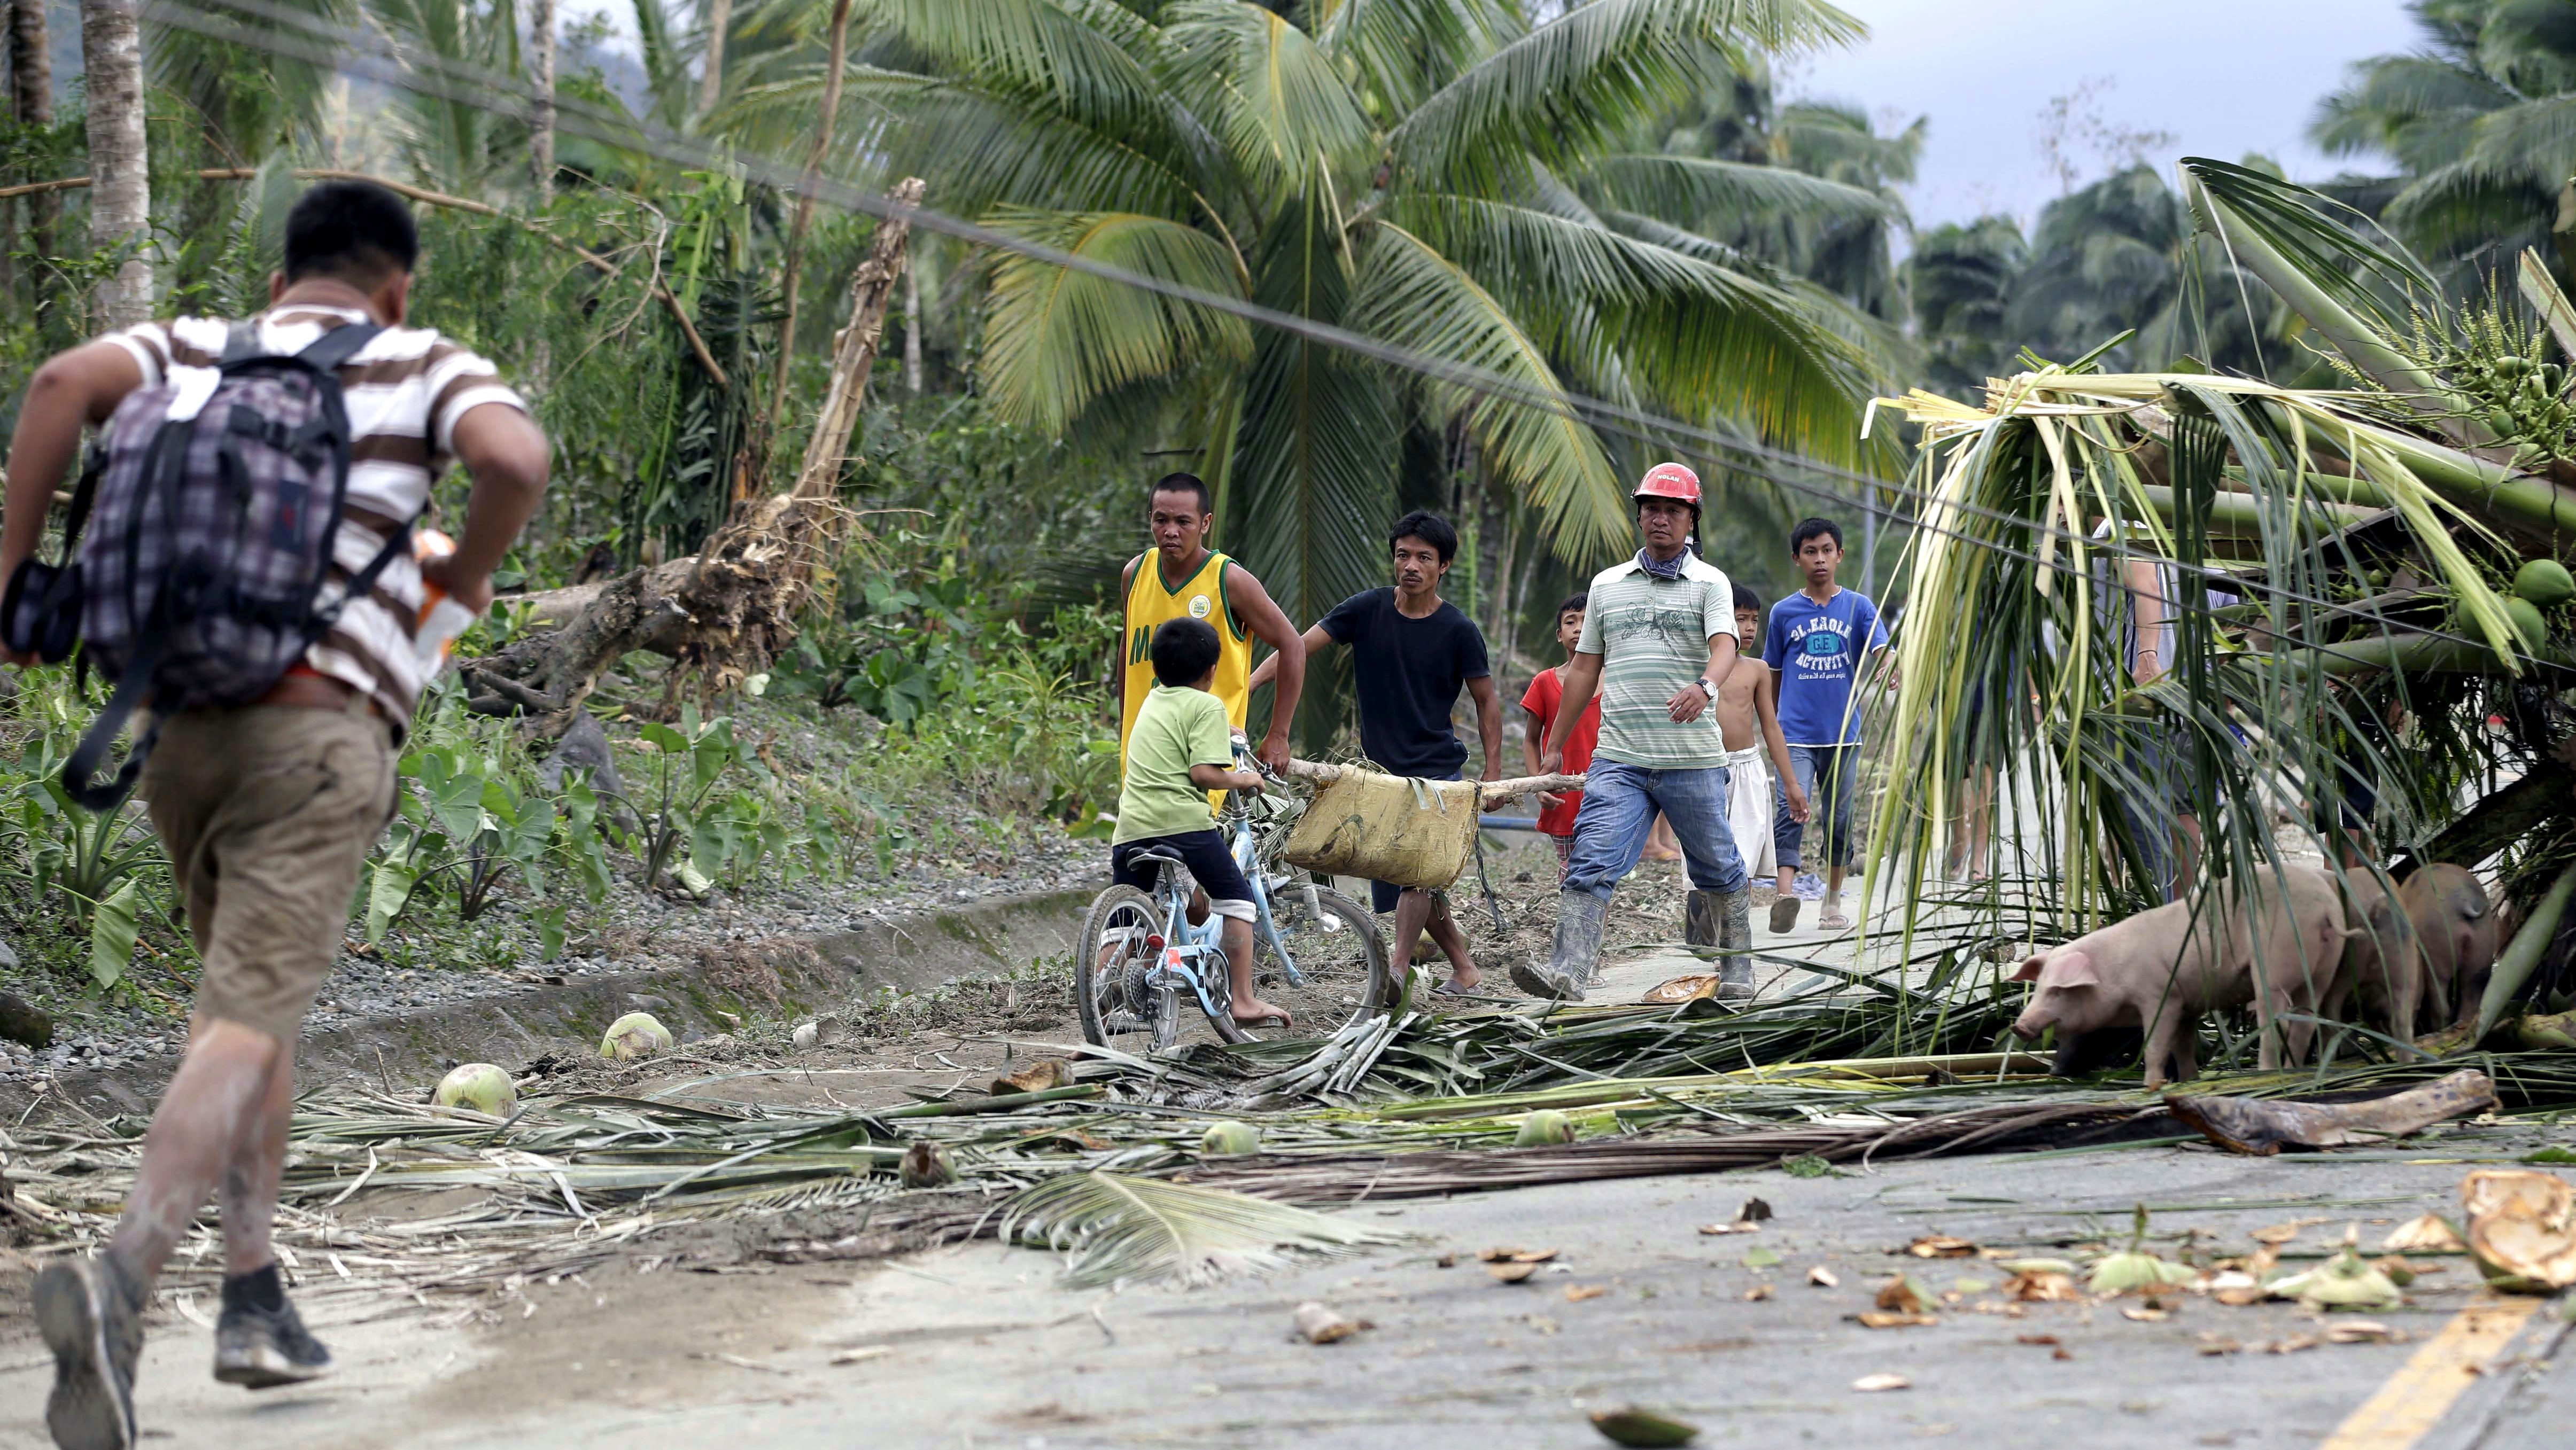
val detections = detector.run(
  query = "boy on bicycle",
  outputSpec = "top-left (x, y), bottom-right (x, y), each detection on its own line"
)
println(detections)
top-left (1113, 617), bottom-right (1291, 1029)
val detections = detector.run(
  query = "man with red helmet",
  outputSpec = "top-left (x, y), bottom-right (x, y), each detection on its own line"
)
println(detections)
top-left (1516, 462), bottom-right (1757, 1000)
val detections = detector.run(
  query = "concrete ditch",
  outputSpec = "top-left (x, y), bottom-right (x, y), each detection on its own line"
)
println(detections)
top-left (3, 885), bottom-right (1097, 1119)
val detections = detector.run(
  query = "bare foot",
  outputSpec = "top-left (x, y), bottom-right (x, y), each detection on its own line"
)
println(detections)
top-left (1233, 997), bottom-right (1293, 1028)
top-left (1444, 963), bottom-right (1484, 993)
top-left (1640, 846), bottom-right (1682, 863)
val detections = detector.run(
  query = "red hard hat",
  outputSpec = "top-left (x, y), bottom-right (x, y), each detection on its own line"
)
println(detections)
top-left (1634, 462), bottom-right (1701, 506)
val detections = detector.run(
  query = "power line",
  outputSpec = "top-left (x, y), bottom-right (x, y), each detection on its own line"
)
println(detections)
top-left (142, 0), bottom-right (2513, 658)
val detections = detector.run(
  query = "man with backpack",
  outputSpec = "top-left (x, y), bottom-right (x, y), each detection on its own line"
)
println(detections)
top-left (0, 181), bottom-right (548, 1450)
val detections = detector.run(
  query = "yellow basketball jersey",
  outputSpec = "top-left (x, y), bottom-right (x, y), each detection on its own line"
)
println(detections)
top-left (1120, 550), bottom-right (1251, 802)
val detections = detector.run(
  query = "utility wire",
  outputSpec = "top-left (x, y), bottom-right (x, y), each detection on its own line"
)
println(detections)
top-left (145, 0), bottom-right (2517, 656)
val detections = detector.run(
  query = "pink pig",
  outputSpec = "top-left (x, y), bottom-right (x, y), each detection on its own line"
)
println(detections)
top-left (2012, 863), bottom-right (2350, 1088)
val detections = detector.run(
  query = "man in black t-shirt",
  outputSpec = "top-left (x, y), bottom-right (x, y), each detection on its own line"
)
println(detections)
top-left (1250, 511), bottom-right (1503, 993)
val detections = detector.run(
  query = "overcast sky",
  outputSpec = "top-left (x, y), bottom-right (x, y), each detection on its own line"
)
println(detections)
top-left (1795, 0), bottom-right (2427, 230)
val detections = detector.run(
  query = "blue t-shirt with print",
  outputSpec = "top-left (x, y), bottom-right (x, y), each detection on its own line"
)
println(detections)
top-left (1764, 587), bottom-right (1889, 746)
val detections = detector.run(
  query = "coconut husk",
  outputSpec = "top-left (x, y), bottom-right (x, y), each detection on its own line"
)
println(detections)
top-left (2461, 1168), bottom-right (2576, 1290)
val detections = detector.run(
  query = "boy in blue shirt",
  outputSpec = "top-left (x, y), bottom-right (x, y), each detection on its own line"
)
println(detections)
top-left (1763, 517), bottom-right (1889, 934)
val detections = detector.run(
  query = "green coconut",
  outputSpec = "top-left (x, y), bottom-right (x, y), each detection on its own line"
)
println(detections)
top-left (600, 1011), bottom-right (674, 1061)
top-left (1201, 1121), bottom-right (1262, 1156)
top-left (431, 1062), bottom-right (517, 1116)
top-left (2515, 558), bottom-right (2576, 607)
top-left (2508, 597), bottom-right (2551, 651)
top-left (898, 1141), bottom-right (957, 1189)
top-left (1514, 1109), bottom-right (1577, 1147)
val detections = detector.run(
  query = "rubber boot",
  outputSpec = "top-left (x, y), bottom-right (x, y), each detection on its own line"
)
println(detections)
top-left (1717, 887), bottom-right (1755, 1000)
top-left (1512, 891), bottom-right (1605, 1001)
top-left (1685, 890), bottom-right (1721, 962)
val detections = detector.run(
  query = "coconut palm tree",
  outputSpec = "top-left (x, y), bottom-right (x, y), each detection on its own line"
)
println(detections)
top-left (833, 0), bottom-right (1889, 632)
top-left (81, 0), bottom-right (151, 326)
top-left (2312, 0), bottom-right (2576, 286)
top-left (1905, 214), bottom-right (2023, 400)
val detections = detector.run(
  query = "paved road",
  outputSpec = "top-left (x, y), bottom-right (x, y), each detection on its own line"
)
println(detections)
top-left (8, 1121), bottom-right (2566, 1449)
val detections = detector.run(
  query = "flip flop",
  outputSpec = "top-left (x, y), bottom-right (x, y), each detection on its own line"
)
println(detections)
top-left (1818, 908), bottom-right (1852, 932)
top-left (1431, 980), bottom-right (1507, 1000)
top-left (1767, 897), bottom-right (1800, 933)
top-left (1233, 1011), bottom-right (1293, 1030)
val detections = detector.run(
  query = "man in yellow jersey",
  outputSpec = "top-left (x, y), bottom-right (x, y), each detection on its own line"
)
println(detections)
top-left (1114, 473), bottom-right (1306, 784)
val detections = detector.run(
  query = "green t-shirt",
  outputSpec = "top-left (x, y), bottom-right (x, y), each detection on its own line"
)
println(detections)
top-left (1114, 684), bottom-right (1234, 843)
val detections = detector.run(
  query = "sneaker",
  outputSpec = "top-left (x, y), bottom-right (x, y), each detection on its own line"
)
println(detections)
top-left (1791, 872), bottom-right (1827, 902)
top-left (35, 1254), bottom-right (143, 1450)
top-left (214, 1270), bottom-right (333, 1389)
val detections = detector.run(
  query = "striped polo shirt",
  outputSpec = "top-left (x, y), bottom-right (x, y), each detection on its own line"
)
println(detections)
top-left (1576, 552), bottom-right (1737, 770)
top-left (103, 284), bottom-right (527, 722)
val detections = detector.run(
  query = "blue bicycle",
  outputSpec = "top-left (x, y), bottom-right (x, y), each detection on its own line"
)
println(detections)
top-left (1077, 750), bottom-right (1391, 1051)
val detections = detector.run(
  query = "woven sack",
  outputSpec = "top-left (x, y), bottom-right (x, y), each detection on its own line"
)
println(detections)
top-left (1280, 769), bottom-right (1480, 890)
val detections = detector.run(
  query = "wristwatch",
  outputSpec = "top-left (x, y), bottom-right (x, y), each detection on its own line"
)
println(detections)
top-left (1694, 677), bottom-right (1717, 697)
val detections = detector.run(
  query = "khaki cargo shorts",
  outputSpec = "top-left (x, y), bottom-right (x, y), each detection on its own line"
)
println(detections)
top-left (141, 705), bottom-right (398, 1042)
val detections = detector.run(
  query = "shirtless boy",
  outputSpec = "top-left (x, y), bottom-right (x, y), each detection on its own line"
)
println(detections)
top-left (1716, 584), bottom-right (1804, 904)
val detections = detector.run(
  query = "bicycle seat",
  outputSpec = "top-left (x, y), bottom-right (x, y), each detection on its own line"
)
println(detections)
top-left (1126, 846), bottom-right (1187, 870)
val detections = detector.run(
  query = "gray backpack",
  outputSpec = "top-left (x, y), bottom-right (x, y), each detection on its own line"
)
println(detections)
top-left (5, 320), bottom-right (407, 808)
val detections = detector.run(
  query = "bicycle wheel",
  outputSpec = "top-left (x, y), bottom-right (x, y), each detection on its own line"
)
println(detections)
top-left (1253, 883), bottom-right (1393, 1039)
top-left (1075, 885), bottom-right (1165, 1051)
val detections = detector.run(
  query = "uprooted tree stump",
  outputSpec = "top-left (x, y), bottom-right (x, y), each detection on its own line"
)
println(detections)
top-left (458, 176), bottom-right (927, 731)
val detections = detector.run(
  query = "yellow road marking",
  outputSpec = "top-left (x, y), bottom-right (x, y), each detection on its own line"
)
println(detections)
top-left (2317, 1293), bottom-right (2543, 1450)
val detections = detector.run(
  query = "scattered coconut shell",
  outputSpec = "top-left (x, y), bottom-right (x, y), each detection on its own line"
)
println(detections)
top-left (1641, 974), bottom-right (1721, 1005)
top-left (1908, 1235), bottom-right (1977, 1258)
top-left (990, 1058), bottom-right (1074, 1095)
top-left (1590, 1407), bottom-right (1700, 1447)
top-left (1514, 1109), bottom-right (1577, 1147)
top-left (2462, 1169), bottom-right (2576, 1290)
top-left (1200, 1121), bottom-right (1262, 1157)
top-left (1487, 1261), bottom-right (1540, 1284)
top-left (1743, 1284), bottom-right (1775, 1302)
top-left (1851, 1373), bottom-right (1910, 1392)
top-left (1509, 1248), bottom-right (1559, 1264)
top-left (2267, 1246), bottom-right (2403, 1311)
top-left (1564, 1284), bottom-right (1609, 1303)
top-left (2207, 1270), bottom-right (2264, 1307)
top-left (2088, 1250), bottom-right (2199, 1296)
top-left (2325, 1320), bottom-right (2395, 1344)
top-left (1875, 1276), bottom-right (1935, 1315)
top-left (1856, 1311), bottom-right (1937, 1329)
top-left (1292, 1301), bottom-right (1368, 1344)
top-left (431, 1063), bottom-right (517, 1116)
top-left (897, 1141), bottom-right (956, 1190)
top-left (2121, 1305), bottom-right (2172, 1323)
top-left (1698, 1220), bottom-right (1760, 1236)
top-left (2381, 1213), bottom-right (2466, 1253)
top-left (1807, 1266), bottom-right (1840, 1288)
top-left (2005, 1271), bottom-right (2080, 1303)
top-left (600, 1011), bottom-right (673, 1061)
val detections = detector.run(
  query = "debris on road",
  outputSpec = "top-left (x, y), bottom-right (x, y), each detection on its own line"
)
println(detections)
top-left (1292, 1301), bottom-right (1370, 1343)
top-left (2166, 1069), bottom-right (2497, 1154)
top-left (2462, 1168), bottom-right (2576, 1289)
top-left (1807, 1266), bottom-right (1840, 1287)
top-left (1200, 1120), bottom-right (1262, 1156)
top-left (1851, 1373), bottom-right (1910, 1392)
top-left (1589, 1406), bottom-right (1701, 1446)
top-left (600, 1010), bottom-right (673, 1061)
top-left (432, 1062), bottom-right (518, 1115)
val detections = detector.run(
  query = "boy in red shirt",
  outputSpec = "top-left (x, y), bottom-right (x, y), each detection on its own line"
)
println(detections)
top-left (1520, 594), bottom-right (1602, 879)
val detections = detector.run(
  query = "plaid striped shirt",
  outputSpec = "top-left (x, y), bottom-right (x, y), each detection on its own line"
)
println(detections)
top-left (102, 283), bottom-right (526, 721)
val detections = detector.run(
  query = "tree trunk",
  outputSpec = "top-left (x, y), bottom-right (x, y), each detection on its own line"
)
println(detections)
top-left (10, 0), bottom-right (55, 263)
top-left (763, 0), bottom-right (855, 431)
top-left (697, 0), bottom-right (732, 118)
top-left (79, 0), bottom-right (149, 328)
top-left (528, 0), bottom-right (556, 193)
top-left (902, 260), bottom-right (922, 396)
top-left (461, 179), bottom-right (927, 724)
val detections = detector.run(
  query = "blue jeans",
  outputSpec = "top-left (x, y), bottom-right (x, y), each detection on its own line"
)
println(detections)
top-left (1563, 759), bottom-right (1747, 901)
top-left (1775, 745), bottom-right (1859, 871)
